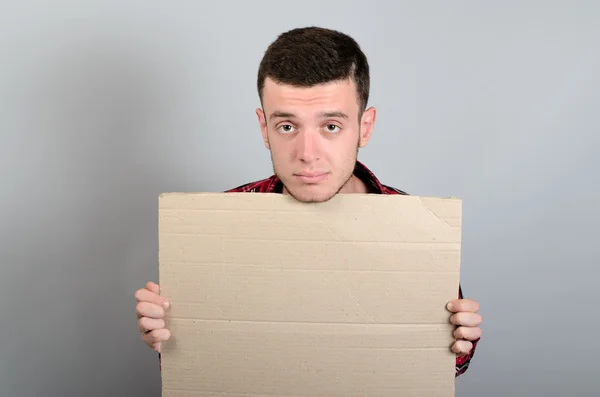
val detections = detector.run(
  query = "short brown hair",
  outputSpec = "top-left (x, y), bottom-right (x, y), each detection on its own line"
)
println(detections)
top-left (257, 26), bottom-right (370, 113)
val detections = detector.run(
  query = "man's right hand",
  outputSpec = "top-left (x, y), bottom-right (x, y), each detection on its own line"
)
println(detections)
top-left (135, 281), bottom-right (171, 352)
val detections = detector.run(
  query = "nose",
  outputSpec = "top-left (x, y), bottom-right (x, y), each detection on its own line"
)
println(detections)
top-left (297, 131), bottom-right (320, 163)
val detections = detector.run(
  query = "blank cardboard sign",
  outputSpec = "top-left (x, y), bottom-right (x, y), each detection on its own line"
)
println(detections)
top-left (158, 192), bottom-right (461, 397)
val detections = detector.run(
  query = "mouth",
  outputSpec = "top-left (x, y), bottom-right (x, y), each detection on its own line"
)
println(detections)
top-left (294, 172), bottom-right (329, 184)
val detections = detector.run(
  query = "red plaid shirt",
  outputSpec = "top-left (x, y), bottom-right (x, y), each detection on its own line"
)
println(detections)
top-left (158, 161), bottom-right (478, 377)
top-left (226, 160), bottom-right (478, 376)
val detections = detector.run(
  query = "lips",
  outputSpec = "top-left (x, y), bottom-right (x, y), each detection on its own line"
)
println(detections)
top-left (294, 171), bottom-right (328, 183)
top-left (297, 172), bottom-right (325, 178)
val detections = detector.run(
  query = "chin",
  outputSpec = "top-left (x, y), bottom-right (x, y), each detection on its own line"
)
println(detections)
top-left (285, 184), bottom-right (339, 203)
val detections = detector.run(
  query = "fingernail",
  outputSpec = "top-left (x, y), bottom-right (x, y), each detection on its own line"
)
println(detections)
top-left (447, 302), bottom-right (454, 311)
top-left (163, 301), bottom-right (170, 309)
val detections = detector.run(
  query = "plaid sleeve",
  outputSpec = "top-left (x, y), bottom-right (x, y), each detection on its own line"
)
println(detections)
top-left (455, 285), bottom-right (479, 376)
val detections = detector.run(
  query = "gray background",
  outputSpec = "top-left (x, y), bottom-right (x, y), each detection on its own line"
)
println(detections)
top-left (1, 1), bottom-right (599, 396)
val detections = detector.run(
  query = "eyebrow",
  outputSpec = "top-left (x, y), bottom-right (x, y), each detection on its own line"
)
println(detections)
top-left (269, 111), bottom-right (295, 121)
top-left (319, 111), bottom-right (348, 119)
top-left (269, 110), bottom-right (349, 121)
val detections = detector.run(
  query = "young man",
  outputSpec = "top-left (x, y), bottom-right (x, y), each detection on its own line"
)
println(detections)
top-left (135, 26), bottom-right (482, 377)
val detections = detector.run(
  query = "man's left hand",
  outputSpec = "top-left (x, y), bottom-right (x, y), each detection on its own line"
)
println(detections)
top-left (447, 299), bottom-right (482, 356)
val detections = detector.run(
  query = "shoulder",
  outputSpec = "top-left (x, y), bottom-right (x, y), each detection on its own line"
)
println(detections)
top-left (225, 176), bottom-right (276, 193)
top-left (381, 184), bottom-right (409, 195)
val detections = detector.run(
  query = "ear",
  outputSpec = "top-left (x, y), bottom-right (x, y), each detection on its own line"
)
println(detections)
top-left (359, 106), bottom-right (376, 148)
top-left (256, 108), bottom-right (270, 149)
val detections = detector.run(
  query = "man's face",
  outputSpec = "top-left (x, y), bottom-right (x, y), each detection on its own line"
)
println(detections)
top-left (256, 77), bottom-right (376, 203)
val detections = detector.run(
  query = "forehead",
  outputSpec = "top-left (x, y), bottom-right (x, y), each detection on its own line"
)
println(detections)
top-left (262, 78), bottom-right (359, 114)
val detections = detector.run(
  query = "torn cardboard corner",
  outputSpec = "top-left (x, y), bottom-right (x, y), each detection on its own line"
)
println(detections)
top-left (158, 192), bottom-right (462, 397)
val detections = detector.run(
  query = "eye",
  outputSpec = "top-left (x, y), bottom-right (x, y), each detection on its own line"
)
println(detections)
top-left (324, 124), bottom-right (341, 133)
top-left (277, 124), bottom-right (296, 134)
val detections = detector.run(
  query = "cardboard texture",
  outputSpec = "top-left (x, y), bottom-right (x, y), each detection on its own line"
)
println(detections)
top-left (158, 192), bottom-right (461, 397)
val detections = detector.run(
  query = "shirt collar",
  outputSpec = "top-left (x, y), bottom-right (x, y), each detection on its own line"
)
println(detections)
top-left (266, 161), bottom-right (385, 194)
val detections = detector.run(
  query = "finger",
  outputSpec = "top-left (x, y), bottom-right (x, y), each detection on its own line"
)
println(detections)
top-left (142, 328), bottom-right (171, 347)
top-left (135, 287), bottom-right (170, 310)
top-left (151, 342), bottom-right (162, 353)
top-left (138, 317), bottom-right (166, 334)
top-left (136, 301), bottom-right (166, 320)
top-left (450, 312), bottom-right (482, 327)
top-left (447, 299), bottom-right (479, 313)
top-left (451, 340), bottom-right (473, 355)
top-left (146, 281), bottom-right (160, 294)
top-left (453, 326), bottom-right (482, 341)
